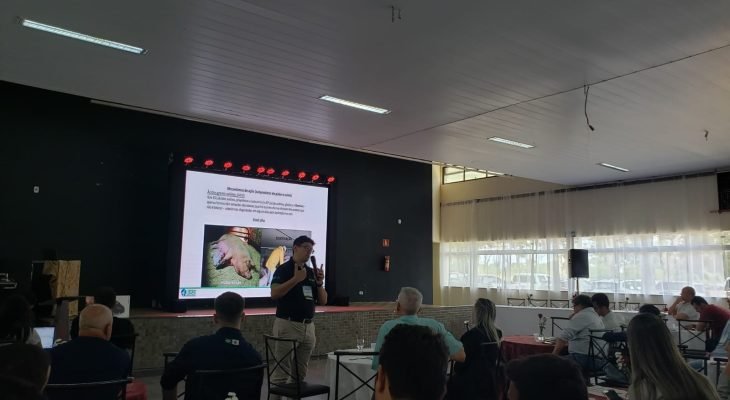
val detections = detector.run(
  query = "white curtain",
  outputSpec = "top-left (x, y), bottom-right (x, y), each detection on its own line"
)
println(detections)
top-left (440, 174), bottom-right (730, 305)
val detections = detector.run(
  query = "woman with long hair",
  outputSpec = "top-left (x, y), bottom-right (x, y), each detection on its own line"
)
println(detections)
top-left (627, 312), bottom-right (719, 400)
top-left (447, 298), bottom-right (503, 400)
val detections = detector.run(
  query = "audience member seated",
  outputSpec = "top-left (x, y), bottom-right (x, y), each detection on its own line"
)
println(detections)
top-left (47, 304), bottom-right (130, 399)
top-left (505, 353), bottom-right (588, 400)
top-left (0, 294), bottom-right (42, 346)
top-left (691, 296), bottom-right (730, 352)
top-left (447, 298), bottom-right (502, 400)
top-left (70, 286), bottom-right (135, 349)
top-left (374, 324), bottom-right (449, 400)
top-left (552, 295), bottom-right (604, 369)
top-left (0, 343), bottom-right (50, 400)
top-left (160, 292), bottom-right (262, 400)
top-left (591, 293), bottom-right (623, 331)
top-left (602, 304), bottom-right (660, 343)
top-left (372, 287), bottom-right (464, 370)
top-left (627, 313), bottom-right (719, 400)
top-left (668, 286), bottom-right (700, 321)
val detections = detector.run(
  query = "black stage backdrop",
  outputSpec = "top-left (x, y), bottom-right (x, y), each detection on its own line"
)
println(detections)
top-left (0, 81), bottom-right (433, 307)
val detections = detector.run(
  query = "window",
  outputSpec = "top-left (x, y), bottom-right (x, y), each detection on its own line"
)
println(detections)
top-left (442, 166), bottom-right (499, 184)
top-left (441, 231), bottom-right (730, 298)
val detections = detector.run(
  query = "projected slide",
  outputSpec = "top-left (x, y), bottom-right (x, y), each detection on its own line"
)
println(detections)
top-left (179, 171), bottom-right (329, 299)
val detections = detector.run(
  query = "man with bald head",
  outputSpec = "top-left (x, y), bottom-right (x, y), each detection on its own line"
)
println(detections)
top-left (668, 286), bottom-right (700, 321)
top-left (371, 287), bottom-right (464, 370)
top-left (47, 304), bottom-right (130, 398)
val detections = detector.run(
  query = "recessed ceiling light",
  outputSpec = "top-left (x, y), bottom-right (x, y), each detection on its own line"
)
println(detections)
top-left (598, 162), bottom-right (629, 172)
top-left (19, 18), bottom-right (146, 54)
top-left (319, 95), bottom-right (390, 114)
top-left (487, 137), bottom-right (534, 149)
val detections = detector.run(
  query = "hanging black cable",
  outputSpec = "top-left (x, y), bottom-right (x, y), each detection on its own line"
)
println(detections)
top-left (584, 84), bottom-right (595, 132)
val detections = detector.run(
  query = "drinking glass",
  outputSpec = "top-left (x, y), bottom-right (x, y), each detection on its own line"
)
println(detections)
top-left (356, 337), bottom-right (365, 352)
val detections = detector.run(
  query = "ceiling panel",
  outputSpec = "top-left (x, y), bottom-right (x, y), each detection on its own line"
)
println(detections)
top-left (2, 0), bottom-right (730, 183)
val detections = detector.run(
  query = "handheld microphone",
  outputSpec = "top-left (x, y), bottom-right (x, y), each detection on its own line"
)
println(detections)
top-left (310, 256), bottom-right (317, 269)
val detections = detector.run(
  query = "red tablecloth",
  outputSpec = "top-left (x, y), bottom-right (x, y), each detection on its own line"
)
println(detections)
top-left (501, 335), bottom-right (555, 362)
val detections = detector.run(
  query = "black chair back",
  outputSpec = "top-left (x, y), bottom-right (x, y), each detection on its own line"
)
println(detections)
top-left (263, 335), bottom-right (330, 399)
top-left (549, 299), bottom-right (571, 309)
top-left (506, 298), bottom-right (525, 306)
top-left (333, 350), bottom-right (378, 400)
top-left (550, 316), bottom-right (570, 336)
top-left (186, 364), bottom-right (265, 400)
top-left (45, 377), bottom-right (131, 400)
top-left (113, 333), bottom-right (138, 376)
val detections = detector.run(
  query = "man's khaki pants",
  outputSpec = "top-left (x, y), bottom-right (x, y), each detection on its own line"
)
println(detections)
top-left (270, 317), bottom-right (316, 399)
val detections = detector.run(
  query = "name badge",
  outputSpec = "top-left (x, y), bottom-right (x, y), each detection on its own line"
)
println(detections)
top-left (302, 285), bottom-right (313, 300)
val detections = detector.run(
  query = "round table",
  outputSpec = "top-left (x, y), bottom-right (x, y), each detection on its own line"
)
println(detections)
top-left (501, 335), bottom-right (555, 361)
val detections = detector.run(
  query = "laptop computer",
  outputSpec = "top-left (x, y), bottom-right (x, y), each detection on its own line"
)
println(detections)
top-left (35, 327), bottom-right (55, 349)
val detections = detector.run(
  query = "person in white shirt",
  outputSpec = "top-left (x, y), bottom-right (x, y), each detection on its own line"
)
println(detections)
top-left (591, 293), bottom-right (624, 331)
top-left (668, 286), bottom-right (700, 321)
top-left (553, 294), bottom-right (604, 370)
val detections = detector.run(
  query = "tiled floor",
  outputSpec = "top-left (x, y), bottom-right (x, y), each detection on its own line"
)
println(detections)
top-left (140, 357), bottom-right (331, 400)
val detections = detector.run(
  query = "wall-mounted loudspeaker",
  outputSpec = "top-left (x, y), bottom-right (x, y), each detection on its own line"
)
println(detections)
top-left (718, 172), bottom-right (730, 212)
top-left (569, 249), bottom-right (589, 278)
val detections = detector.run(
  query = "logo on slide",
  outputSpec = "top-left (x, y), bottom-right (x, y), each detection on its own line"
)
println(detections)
top-left (180, 288), bottom-right (196, 297)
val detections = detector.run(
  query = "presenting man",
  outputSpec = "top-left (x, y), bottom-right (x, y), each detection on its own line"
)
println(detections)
top-left (269, 235), bottom-right (326, 391)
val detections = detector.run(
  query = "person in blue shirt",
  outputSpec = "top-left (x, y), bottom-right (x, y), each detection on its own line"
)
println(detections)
top-left (160, 292), bottom-right (263, 400)
top-left (372, 287), bottom-right (464, 370)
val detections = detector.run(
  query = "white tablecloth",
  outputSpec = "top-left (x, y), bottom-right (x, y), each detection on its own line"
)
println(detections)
top-left (325, 350), bottom-right (376, 400)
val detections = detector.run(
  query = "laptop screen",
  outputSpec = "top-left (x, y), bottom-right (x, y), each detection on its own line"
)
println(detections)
top-left (35, 327), bottom-right (55, 349)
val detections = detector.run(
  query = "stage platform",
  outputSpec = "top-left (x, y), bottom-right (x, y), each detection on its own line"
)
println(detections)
top-left (129, 304), bottom-right (472, 372)
top-left (131, 305), bottom-right (386, 319)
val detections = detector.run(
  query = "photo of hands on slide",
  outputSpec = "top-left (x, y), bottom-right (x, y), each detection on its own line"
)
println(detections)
top-left (202, 225), bottom-right (312, 288)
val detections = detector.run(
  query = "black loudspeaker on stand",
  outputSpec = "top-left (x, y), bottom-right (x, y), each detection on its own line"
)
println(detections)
top-left (568, 249), bottom-right (589, 278)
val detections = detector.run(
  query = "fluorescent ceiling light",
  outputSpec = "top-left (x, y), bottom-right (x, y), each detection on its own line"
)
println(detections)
top-left (20, 18), bottom-right (146, 54)
top-left (598, 162), bottom-right (630, 172)
top-left (487, 170), bottom-right (505, 176)
top-left (319, 95), bottom-right (390, 114)
top-left (487, 137), bottom-right (534, 149)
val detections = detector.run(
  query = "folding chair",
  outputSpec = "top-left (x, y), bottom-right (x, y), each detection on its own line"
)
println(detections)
top-left (333, 350), bottom-right (378, 400)
top-left (550, 299), bottom-right (571, 309)
top-left (551, 316), bottom-right (570, 336)
top-left (45, 377), bottom-right (132, 400)
top-left (507, 298), bottom-right (525, 306)
top-left (264, 335), bottom-right (330, 399)
top-left (677, 319), bottom-right (713, 375)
